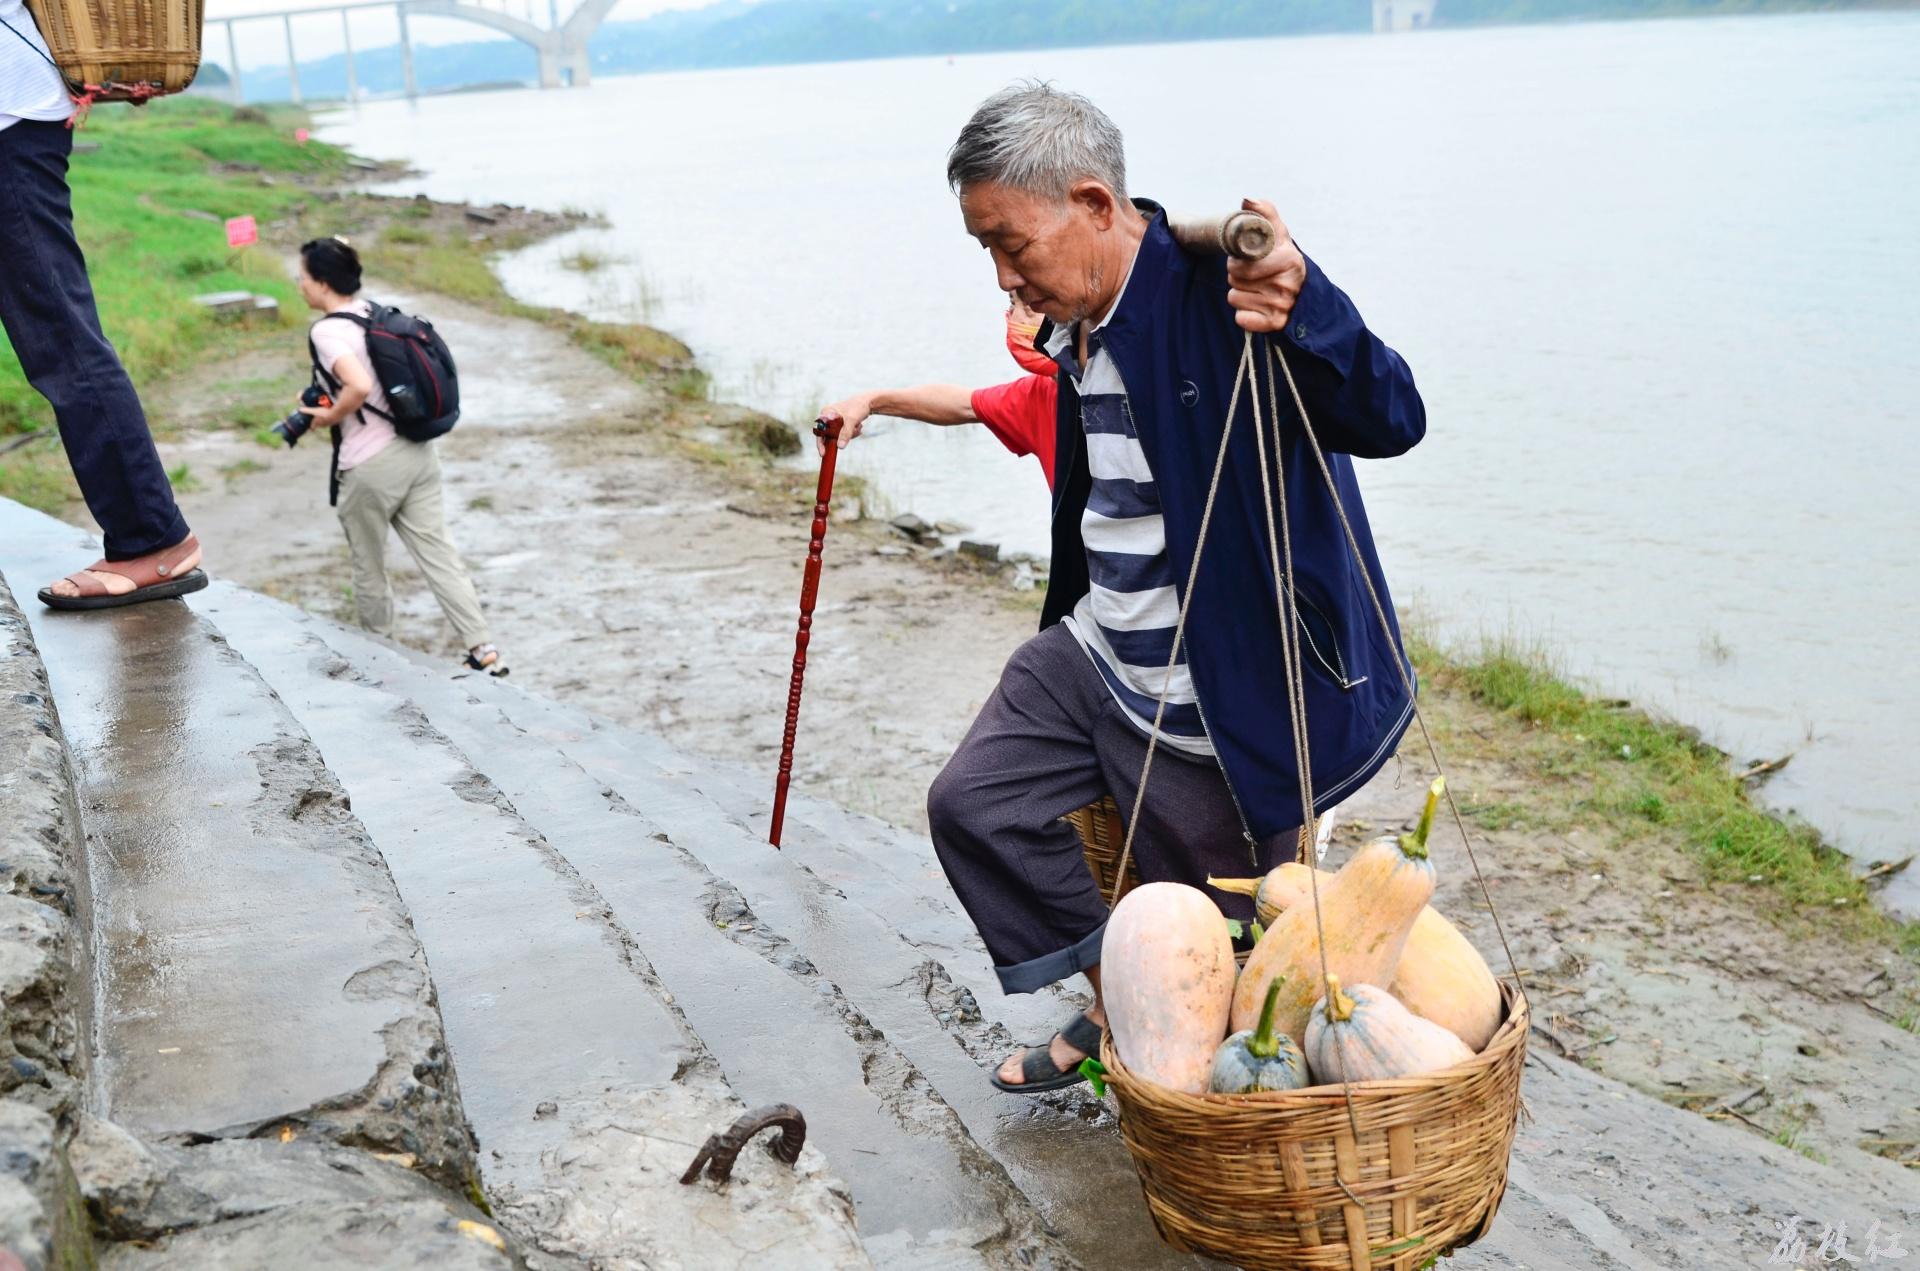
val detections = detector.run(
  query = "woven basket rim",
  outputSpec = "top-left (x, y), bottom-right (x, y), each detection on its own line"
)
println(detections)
top-left (1102, 981), bottom-right (1529, 1107)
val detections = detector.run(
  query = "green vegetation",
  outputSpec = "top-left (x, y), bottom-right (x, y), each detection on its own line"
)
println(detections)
top-left (1413, 631), bottom-right (1920, 957)
top-left (219, 458), bottom-right (269, 485)
top-left (560, 249), bottom-right (613, 274)
top-left (0, 98), bottom-right (338, 511)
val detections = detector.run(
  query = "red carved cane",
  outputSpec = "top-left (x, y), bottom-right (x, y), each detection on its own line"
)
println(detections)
top-left (769, 411), bottom-right (844, 847)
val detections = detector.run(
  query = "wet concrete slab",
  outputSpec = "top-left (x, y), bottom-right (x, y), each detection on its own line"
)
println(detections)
top-left (201, 594), bottom-right (696, 1146)
top-left (197, 583), bottom-right (1069, 1267)
top-left (198, 583), bottom-right (887, 1265)
top-left (0, 507), bottom-right (472, 1184)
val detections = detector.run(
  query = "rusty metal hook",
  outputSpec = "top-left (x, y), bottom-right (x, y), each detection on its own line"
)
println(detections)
top-left (679, 1103), bottom-right (807, 1186)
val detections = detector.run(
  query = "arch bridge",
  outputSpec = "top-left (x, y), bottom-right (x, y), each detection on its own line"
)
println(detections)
top-left (215, 0), bottom-right (618, 104)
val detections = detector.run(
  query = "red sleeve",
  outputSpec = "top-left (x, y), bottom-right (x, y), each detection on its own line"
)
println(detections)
top-left (971, 375), bottom-right (1058, 490)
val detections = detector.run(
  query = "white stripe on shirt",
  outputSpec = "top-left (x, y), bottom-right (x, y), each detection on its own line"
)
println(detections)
top-left (0, 0), bottom-right (71, 128)
top-left (1085, 433), bottom-right (1156, 483)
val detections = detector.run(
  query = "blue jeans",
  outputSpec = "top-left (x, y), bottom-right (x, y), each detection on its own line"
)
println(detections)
top-left (0, 119), bottom-right (189, 560)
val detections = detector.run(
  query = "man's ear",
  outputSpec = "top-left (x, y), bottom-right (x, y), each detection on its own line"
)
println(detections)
top-left (1069, 180), bottom-right (1120, 231)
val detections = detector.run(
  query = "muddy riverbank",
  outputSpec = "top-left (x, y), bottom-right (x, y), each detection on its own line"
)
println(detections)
top-left (80, 174), bottom-right (1912, 1196)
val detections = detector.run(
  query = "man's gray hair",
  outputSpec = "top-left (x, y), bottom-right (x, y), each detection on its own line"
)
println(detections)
top-left (946, 81), bottom-right (1128, 204)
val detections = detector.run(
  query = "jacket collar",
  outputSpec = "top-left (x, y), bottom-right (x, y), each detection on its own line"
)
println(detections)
top-left (1034, 198), bottom-right (1175, 374)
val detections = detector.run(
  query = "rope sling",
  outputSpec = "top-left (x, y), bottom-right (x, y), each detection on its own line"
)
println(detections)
top-left (1099, 313), bottom-right (1532, 1267)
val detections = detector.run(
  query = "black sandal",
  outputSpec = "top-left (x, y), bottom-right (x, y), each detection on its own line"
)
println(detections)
top-left (988, 1011), bottom-right (1104, 1094)
top-left (463, 644), bottom-right (508, 677)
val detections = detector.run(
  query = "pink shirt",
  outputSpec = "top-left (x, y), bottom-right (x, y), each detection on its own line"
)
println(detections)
top-left (310, 300), bottom-right (398, 470)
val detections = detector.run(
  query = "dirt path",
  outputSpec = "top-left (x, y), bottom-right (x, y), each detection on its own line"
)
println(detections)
top-left (146, 282), bottom-right (1035, 835)
top-left (140, 280), bottom-right (1920, 1202)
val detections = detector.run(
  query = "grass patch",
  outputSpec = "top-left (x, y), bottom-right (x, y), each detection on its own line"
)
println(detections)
top-left (0, 441), bottom-right (78, 515)
top-left (551, 314), bottom-right (692, 380)
top-left (370, 230), bottom-right (516, 307)
top-left (666, 368), bottom-right (712, 402)
top-left (1, 98), bottom-right (338, 441)
top-left (166, 463), bottom-right (200, 492)
top-left (560, 249), bottom-right (613, 273)
top-left (1415, 632), bottom-right (1920, 958)
top-left (219, 458), bottom-right (269, 484)
top-left (0, 99), bottom-right (328, 505)
top-left (1463, 800), bottom-right (1528, 832)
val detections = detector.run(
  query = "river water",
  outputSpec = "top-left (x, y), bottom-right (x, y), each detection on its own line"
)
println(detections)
top-left (318, 12), bottom-right (1920, 912)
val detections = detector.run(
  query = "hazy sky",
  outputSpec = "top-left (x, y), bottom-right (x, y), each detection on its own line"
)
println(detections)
top-left (204, 0), bottom-right (719, 73)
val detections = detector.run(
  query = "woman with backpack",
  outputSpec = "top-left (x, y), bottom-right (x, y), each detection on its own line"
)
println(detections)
top-left (296, 238), bottom-right (504, 675)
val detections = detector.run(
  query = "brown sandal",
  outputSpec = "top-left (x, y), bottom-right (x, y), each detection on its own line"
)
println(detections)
top-left (38, 535), bottom-right (208, 612)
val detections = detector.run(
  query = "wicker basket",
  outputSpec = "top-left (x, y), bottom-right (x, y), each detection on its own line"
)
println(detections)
top-left (24, 0), bottom-right (203, 101)
top-left (1099, 983), bottom-right (1528, 1271)
top-left (1066, 796), bottom-right (1141, 903)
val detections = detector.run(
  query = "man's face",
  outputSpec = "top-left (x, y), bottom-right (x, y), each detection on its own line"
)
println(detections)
top-left (960, 182), bottom-right (1111, 327)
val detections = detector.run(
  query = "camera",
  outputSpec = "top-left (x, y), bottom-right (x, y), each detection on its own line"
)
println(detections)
top-left (272, 384), bottom-right (333, 447)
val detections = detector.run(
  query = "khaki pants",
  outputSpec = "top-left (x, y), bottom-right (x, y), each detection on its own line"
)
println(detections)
top-left (335, 439), bottom-right (489, 649)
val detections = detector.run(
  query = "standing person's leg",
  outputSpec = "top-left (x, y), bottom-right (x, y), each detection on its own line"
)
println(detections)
top-left (334, 447), bottom-right (407, 637)
top-left (926, 622), bottom-right (1117, 1090)
top-left (387, 444), bottom-right (491, 655)
top-left (0, 121), bottom-right (201, 603)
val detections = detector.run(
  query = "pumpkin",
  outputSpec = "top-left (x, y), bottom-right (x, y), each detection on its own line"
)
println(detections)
top-left (1305, 974), bottom-right (1474, 1083)
top-left (1102, 882), bottom-right (1236, 1094)
top-left (1208, 980), bottom-right (1311, 1095)
top-left (1226, 779), bottom-right (1445, 1044)
top-left (1212, 867), bottom-right (1502, 1050)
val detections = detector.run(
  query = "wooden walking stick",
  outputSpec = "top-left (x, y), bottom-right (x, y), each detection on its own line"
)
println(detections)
top-left (769, 411), bottom-right (844, 847)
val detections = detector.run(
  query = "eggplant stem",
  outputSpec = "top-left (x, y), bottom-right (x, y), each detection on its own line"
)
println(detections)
top-left (1398, 777), bottom-right (1447, 860)
top-left (1247, 980), bottom-right (1283, 1060)
top-left (1207, 874), bottom-right (1261, 898)
top-left (1324, 973), bottom-right (1355, 1024)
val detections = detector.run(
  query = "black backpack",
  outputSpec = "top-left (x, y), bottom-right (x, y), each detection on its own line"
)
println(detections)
top-left (310, 301), bottom-right (460, 441)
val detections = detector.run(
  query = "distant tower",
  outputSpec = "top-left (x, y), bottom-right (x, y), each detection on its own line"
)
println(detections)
top-left (1373, 0), bottom-right (1436, 31)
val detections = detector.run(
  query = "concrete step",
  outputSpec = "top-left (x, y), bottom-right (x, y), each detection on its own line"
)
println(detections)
top-left (197, 584), bottom-right (872, 1270)
top-left (200, 580), bottom-right (1071, 1269)
top-left (0, 508), bottom-right (477, 1193)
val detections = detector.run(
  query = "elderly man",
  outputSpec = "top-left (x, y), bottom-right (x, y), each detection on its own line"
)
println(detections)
top-left (916, 83), bottom-right (1426, 1093)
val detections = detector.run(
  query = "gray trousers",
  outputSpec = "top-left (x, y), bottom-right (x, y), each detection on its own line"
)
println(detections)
top-left (928, 622), bottom-right (1297, 994)
top-left (335, 439), bottom-right (489, 649)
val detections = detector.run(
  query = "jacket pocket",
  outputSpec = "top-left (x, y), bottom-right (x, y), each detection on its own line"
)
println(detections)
top-left (1290, 584), bottom-right (1366, 692)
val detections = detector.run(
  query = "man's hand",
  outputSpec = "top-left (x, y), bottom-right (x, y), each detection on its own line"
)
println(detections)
top-left (1225, 198), bottom-right (1307, 334)
top-left (815, 394), bottom-right (874, 455)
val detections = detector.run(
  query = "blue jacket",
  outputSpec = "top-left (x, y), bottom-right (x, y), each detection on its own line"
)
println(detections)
top-left (1040, 205), bottom-right (1425, 842)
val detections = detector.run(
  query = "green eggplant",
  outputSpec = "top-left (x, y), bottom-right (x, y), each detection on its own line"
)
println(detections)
top-left (1208, 979), bottom-right (1311, 1094)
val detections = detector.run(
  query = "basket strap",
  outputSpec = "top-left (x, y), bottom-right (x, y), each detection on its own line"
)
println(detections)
top-left (0, 14), bottom-right (60, 75)
top-left (1247, 333), bottom-right (1377, 1146)
top-left (1268, 338), bottom-right (1528, 992)
top-left (1105, 336), bottom-right (1255, 908)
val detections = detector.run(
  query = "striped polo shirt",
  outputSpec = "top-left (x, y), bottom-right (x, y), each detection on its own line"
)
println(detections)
top-left (0, 0), bottom-right (72, 132)
top-left (1047, 253), bottom-right (1214, 757)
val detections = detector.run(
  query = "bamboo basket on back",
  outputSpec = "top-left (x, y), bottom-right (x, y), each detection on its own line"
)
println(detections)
top-left (1055, 249), bottom-right (1528, 1266)
top-left (24, 0), bottom-right (204, 103)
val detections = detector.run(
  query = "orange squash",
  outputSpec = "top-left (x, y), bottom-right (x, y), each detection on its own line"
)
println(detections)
top-left (1102, 882), bottom-right (1235, 1094)
top-left (1304, 974), bottom-right (1474, 1083)
top-left (1212, 862), bottom-right (1502, 1051)
top-left (1226, 780), bottom-right (1444, 1044)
